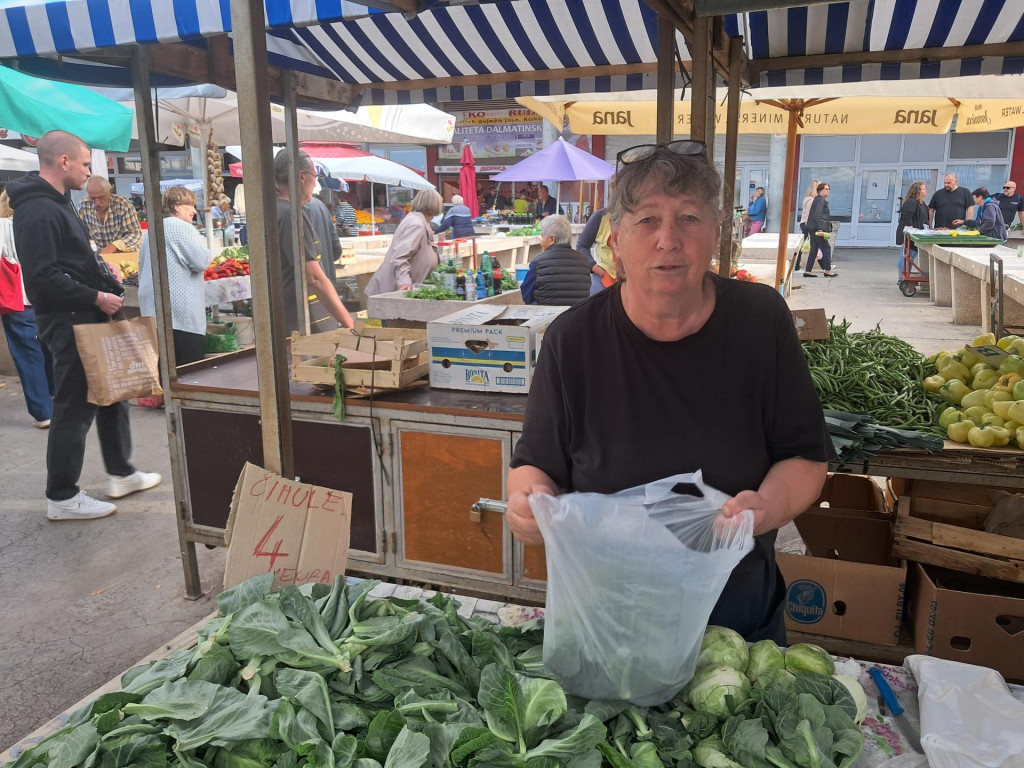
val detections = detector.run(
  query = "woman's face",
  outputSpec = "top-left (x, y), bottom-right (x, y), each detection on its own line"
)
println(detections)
top-left (609, 187), bottom-right (718, 298)
top-left (819, 185), bottom-right (831, 198)
top-left (174, 201), bottom-right (196, 222)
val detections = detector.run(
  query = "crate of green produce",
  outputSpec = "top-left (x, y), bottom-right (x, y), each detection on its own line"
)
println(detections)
top-left (908, 232), bottom-right (1002, 247)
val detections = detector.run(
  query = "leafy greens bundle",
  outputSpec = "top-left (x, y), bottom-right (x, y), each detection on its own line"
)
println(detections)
top-left (9, 575), bottom-right (863, 768)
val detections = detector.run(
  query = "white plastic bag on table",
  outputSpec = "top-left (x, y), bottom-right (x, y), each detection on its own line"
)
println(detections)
top-left (529, 470), bottom-right (754, 706)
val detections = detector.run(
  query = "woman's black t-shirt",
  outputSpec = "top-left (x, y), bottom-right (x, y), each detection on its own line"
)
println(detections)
top-left (511, 276), bottom-right (833, 640)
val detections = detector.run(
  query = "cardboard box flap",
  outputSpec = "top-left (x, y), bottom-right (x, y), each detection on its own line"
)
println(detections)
top-left (791, 308), bottom-right (829, 341)
top-left (223, 462), bottom-right (353, 589)
top-left (794, 508), bottom-right (899, 568)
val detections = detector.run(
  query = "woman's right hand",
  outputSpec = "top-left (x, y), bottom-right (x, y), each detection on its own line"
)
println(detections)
top-left (507, 485), bottom-right (554, 545)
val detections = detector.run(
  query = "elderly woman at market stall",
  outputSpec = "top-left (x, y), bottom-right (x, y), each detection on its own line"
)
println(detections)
top-left (138, 186), bottom-right (210, 365)
top-left (365, 188), bottom-right (444, 296)
top-left (506, 140), bottom-right (831, 643)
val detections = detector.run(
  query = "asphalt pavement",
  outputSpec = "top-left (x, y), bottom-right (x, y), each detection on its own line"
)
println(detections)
top-left (0, 244), bottom-right (979, 751)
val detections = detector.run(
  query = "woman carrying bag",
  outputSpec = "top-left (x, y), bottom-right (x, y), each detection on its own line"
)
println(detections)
top-left (0, 189), bottom-right (54, 428)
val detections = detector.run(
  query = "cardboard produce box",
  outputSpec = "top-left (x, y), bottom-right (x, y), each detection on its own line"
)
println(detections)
top-left (776, 474), bottom-right (905, 646)
top-left (428, 305), bottom-right (567, 394)
top-left (908, 562), bottom-right (1024, 682)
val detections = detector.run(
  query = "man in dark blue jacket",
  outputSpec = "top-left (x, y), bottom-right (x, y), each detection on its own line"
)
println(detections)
top-left (8, 130), bottom-right (160, 522)
top-left (534, 185), bottom-right (560, 219)
top-left (433, 194), bottom-right (475, 239)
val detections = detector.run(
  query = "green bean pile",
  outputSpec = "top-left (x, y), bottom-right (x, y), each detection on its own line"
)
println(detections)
top-left (802, 318), bottom-right (946, 432)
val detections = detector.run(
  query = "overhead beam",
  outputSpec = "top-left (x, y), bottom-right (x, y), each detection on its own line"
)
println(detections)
top-left (645, 0), bottom-right (735, 77)
top-left (695, 0), bottom-right (835, 15)
top-left (750, 40), bottom-right (1024, 79)
top-left (656, 15), bottom-right (675, 143)
top-left (370, 62), bottom-right (660, 91)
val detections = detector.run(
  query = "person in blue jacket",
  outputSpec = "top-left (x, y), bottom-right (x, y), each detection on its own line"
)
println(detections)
top-left (954, 187), bottom-right (1007, 242)
top-left (433, 195), bottom-right (475, 239)
top-left (747, 187), bottom-right (767, 234)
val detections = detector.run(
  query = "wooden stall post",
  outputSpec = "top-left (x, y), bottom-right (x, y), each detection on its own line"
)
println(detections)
top-left (719, 38), bottom-right (743, 278)
top-left (284, 71), bottom-right (310, 335)
top-left (656, 15), bottom-right (675, 145)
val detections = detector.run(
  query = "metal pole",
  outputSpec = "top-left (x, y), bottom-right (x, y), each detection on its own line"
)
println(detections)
top-left (231, 0), bottom-right (295, 479)
top-left (775, 106), bottom-right (799, 291)
top-left (719, 38), bottom-right (742, 278)
top-left (284, 71), bottom-right (310, 335)
top-left (131, 48), bottom-right (203, 599)
top-left (656, 15), bottom-right (675, 144)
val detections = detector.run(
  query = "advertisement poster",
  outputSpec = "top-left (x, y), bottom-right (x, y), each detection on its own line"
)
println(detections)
top-left (436, 108), bottom-right (545, 173)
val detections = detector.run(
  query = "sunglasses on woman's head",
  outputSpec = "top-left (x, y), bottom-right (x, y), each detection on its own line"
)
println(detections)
top-left (616, 140), bottom-right (707, 169)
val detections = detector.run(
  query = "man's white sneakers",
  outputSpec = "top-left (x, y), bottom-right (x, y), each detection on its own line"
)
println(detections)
top-left (47, 492), bottom-right (117, 521)
top-left (106, 471), bottom-right (162, 499)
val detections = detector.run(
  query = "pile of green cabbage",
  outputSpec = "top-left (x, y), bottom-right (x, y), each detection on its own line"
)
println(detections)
top-left (682, 626), bottom-right (868, 768)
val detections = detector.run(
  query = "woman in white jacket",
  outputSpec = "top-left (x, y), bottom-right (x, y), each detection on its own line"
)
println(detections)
top-left (0, 189), bottom-right (54, 428)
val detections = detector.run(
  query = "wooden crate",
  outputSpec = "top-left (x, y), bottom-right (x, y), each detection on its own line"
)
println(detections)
top-left (893, 480), bottom-right (1024, 582)
top-left (291, 325), bottom-right (428, 390)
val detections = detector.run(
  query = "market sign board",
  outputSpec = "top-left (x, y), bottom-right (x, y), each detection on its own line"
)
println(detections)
top-left (559, 97), bottom-right (957, 135)
top-left (955, 99), bottom-right (1024, 132)
top-left (223, 462), bottom-right (353, 589)
top-left (436, 108), bottom-right (544, 173)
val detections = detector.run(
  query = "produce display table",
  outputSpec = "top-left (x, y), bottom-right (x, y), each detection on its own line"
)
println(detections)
top-left (5, 578), bottom-right (1000, 767)
top-left (203, 275), bottom-right (251, 305)
top-left (917, 241), bottom-right (1019, 327)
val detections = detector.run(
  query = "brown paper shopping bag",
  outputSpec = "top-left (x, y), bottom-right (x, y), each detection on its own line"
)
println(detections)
top-left (73, 316), bottom-right (164, 406)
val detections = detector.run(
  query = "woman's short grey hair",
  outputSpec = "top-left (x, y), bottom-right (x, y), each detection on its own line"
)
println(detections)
top-left (608, 149), bottom-right (721, 226)
top-left (451, 194), bottom-right (464, 205)
top-left (410, 188), bottom-right (444, 218)
top-left (273, 148), bottom-right (313, 189)
top-left (540, 214), bottom-right (572, 244)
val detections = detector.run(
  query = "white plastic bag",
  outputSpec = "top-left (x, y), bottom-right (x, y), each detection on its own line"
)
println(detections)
top-left (529, 471), bottom-right (755, 705)
top-left (907, 655), bottom-right (1024, 768)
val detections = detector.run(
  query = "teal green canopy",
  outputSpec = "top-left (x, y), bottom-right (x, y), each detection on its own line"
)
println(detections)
top-left (0, 65), bottom-right (133, 150)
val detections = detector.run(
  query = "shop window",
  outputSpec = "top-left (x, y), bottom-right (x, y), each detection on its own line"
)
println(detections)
top-left (796, 166), bottom-right (856, 222)
top-left (857, 169), bottom-right (897, 224)
top-left (802, 136), bottom-right (856, 163)
top-left (946, 164), bottom-right (1010, 194)
top-left (902, 134), bottom-right (945, 163)
top-left (950, 130), bottom-right (1011, 160)
top-left (859, 135), bottom-right (901, 164)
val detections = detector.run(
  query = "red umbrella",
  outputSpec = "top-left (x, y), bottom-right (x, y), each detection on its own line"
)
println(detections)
top-left (459, 145), bottom-right (479, 218)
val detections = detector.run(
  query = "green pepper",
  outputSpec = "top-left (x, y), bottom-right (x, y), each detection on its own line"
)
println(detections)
top-left (940, 379), bottom-right (971, 405)
top-left (997, 335), bottom-right (1021, 351)
top-left (939, 358), bottom-right (972, 383)
top-left (982, 412), bottom-right (1005, 428)
top-left (972, 369), bottom-right (1001, 391)
top-left (1013, 380), bottom-right (1024, 401)
top-left (989, 425), bottom-right (1011, 447)
top-left (968, 425), bottom-right (995, 448)
top-left (961, 389), bottom-right (991, 409)
top-left (974, 332), bottom-right (997, 347)
top-left (994, 399), bottom-right (1018, 419)
top-left (923, 374), bottom-right (946, 393)
top-left (1005, 420), bottom-right (1020, 434)
top-left (1017, 425), bottom-right (1024, 447)
top-left (985, 389), bottom-right (1013, 409)
top-left (1011, 339), bottom-right (1024, 357)
top-left (948, 419), bottom-right (975, 443)
top-left (1009, 401), bottom-right (1024, 425)
top-left (962, 348), bottom-right (984, 367)
top-left (997, 354), bottom-right (1024, 376)
top-left (971, 362), bottom-right (992, 378)
top-left (938, 407), bottom-right (965, 429)
top-left (964, 405), bottom-right (992, 424)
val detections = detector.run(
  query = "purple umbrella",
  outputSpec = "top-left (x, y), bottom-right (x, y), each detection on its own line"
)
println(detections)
top-left (491, 137), bottom-right (614, 182)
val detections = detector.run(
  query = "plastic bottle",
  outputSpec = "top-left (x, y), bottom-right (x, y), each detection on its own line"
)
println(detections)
top-left (481, 253), bottom-right (494, 297)
top-left (475, 269), bottom-right (486, 300)
top-left (456, 270), bottom-right (466, 300)
top-left (491, 253), bottom-right (503, 295)
top-left (443, 256), bottom-right (457, 293)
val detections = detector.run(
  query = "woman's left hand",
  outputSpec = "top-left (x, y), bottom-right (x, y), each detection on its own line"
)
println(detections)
top-left (721, 490), bottom-right (781, 536)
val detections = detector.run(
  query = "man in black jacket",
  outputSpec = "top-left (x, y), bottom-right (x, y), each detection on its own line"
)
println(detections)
top-left (8, 130), bottom-right (160, 521)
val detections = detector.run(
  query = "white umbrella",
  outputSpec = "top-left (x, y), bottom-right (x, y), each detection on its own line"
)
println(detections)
top-left (0, 143), bottom-right (38, 172)
top-left (314, 155), bottom-right (434, 190)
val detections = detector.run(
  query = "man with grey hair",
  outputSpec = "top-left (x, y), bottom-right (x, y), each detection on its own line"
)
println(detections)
top-left (274, 149), bottom-right (353, 334)
top-left (8, 130), bottom-right (160, 521)
top-left (79, 175), bottom-right (143, 255)
top-left (518, 214), bottom-right (590, 305)
top-left (433, 193), bottom-right (475, 238)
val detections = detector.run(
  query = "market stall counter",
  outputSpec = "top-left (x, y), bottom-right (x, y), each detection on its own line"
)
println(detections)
top-left (4, 578), bottom-right (999, 767)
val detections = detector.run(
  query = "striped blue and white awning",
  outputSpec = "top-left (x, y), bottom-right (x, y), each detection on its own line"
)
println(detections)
top-left (725, 0), bottom-right (1024, 87)
top-left (1, 0), bottom-right (1023, 104)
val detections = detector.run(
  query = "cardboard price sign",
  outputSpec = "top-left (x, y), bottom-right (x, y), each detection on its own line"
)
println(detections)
top-left (223, 462), bottom-right (353, 589)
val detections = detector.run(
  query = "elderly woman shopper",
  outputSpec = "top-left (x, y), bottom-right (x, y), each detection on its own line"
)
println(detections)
top-left (804, 182), bottom-right (838, 278)
top-left (506, 140), bottom-right (831, 643)
top-left (138, 186), bottom-right (210, 365)
top-left (519, 215), bottom-right (591, 306)
top-left (365, 189), bottom-right (443, 296)
top-left (433, 194), bottom-right (476, 239)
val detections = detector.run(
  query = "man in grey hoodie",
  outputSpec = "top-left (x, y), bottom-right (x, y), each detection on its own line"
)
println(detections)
top-left (8, 130), bottom-right (160, 521)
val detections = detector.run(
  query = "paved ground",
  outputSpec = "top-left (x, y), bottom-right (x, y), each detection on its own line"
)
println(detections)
top-left (0, 244), bottom-right (980, 750)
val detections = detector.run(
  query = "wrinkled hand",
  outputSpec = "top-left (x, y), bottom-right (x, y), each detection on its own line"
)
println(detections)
top-left (721, 489), bottom-right (782, 537)
top-left (398, 283), bottom-right (413, 291)
top-left (95, 291), bottom-right (123, 316)
top-left (951, 219), bottom-right (965, 227)
top-left (105, 261), bottom-right (123, 283)
top-left (99, 244), bottom-right (118, 255)
top-left (507, 484), bottom-right (555, 545)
